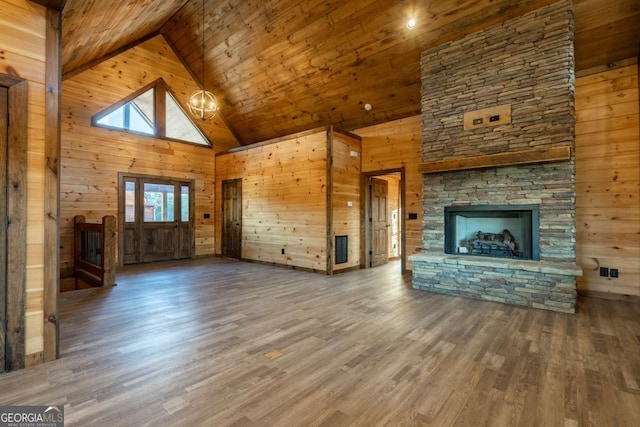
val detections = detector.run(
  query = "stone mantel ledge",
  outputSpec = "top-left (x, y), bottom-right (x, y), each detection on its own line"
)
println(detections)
top-left (409, 253), bottom-right (583, 277)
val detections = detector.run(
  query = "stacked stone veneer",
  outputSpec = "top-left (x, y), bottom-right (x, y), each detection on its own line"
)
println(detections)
top-left (410, 0), bottom-right (582, 313)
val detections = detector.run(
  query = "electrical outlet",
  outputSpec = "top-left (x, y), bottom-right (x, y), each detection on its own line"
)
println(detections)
top-left (599, 267), bottom-right (609, 277)
top-left (463, 104), bottom-right (511, 130)
top-left (610, 268), bottom-right (618, 278)
top-left (281, 248), bottom-right (285, 255)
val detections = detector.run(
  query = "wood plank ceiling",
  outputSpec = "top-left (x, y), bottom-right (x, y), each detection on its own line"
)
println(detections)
top-left (56, 0), bottom-right (640, 145)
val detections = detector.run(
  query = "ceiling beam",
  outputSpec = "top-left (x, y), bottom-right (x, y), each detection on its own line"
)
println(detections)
top-left (29, 0), bottom-right (67, 11)
top-left (62, 31), bottom-right (161, 81)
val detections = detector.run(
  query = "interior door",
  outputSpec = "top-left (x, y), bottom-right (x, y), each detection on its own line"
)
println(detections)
top-left (120, 175), bottom-right (194, 264)
top-left (222, 179), bottom-right (242, 259)
top-left (0, 87), bottom-right (7, 372)
top-left (371, 177), bottom-right (389, 267)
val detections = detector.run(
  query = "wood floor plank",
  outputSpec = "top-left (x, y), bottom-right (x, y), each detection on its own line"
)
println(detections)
top-left (0, 257), bottom-right (639, 426)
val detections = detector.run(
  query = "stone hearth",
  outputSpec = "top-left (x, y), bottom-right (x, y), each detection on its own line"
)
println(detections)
top-left (410, 254), bottom-right (581, 313)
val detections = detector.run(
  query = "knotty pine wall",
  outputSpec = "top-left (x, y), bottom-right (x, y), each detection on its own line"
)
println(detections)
top-left (575, 63), bottom-right (640, 297)
top-left (356, 115), bottom-right (424, 269)
top-left (215, 130), bottom-right (329, 271)
top-left (331, 131), bottom-right (361, 271)
top-left (0, 0), bottom-right (46, 363)
top-left (60, 35), bottom-right (239, 273)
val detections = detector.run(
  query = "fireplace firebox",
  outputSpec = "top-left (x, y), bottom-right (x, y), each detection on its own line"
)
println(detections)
top-left (444, 205), bottom-right (540, 260)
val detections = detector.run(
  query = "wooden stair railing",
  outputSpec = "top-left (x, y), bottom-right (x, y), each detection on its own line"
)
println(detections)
top-left (73, 215), bottom-right (117, 288)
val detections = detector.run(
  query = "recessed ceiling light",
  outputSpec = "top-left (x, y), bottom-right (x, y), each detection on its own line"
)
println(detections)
top-left (406, 18), bottom-right (416, 29)
top-left (364, 103), bottom-right (372, 111)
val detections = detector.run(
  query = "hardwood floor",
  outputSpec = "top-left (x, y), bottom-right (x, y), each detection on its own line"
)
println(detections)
top-left (1, 258), bottom-right (639, 426)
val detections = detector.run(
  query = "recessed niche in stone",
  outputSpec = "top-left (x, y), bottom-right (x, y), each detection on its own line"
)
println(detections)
top-left (444, 204), bottom-right (540, 260)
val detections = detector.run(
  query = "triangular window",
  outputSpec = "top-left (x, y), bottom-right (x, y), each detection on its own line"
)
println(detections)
top-left (96, 87), bottom-right (155, 135)
top-left (165, 91), bottom-right (208, 145)
top-left (92, 79), bottom-right (211, 147)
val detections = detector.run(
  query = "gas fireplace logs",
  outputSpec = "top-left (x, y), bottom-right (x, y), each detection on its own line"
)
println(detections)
top-left (465, 229), bottom-right (518, 258)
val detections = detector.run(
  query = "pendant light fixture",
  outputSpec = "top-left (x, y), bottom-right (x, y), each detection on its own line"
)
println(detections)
top-left (188, 0), bottom-right (220, 120)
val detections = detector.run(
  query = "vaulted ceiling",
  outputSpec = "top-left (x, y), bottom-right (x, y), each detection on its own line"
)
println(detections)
top-left (52, 0), bottom-right (639, 145)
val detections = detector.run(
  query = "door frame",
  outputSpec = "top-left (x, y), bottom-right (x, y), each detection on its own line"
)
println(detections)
top-left (361, 168), bottom-right (406, 274)
top-left (0, 75), bottom-right (28, 372)
top-left (118, 172), bottom-right (196, 266)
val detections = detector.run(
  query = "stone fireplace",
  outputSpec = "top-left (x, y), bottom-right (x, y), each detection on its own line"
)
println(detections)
top-left (444, 204), bottom-right (540, 260)
top-left (409, 0), bottom-right (582, 313)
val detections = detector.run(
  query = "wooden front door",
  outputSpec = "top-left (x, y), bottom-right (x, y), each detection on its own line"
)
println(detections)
top-left (120, 175), bottom-right (194, 264)
top-left (371, 177), bottom-right (389, 267)
top-left (222, 179), bottom-right (242, 259)
top-left (0, 87), bottom-right (6, 372)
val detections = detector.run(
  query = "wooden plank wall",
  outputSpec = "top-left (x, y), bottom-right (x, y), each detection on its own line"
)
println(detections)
top-left (0, 0), bottom-right (47, 365)
top-left (356, 115), bottom-right (424, 269)
top-left (355, 67), bottom-right (639, 296)
top-left (575, 63), bottom-right (640, 297)
top-left (331, 131), bottom-right (361, 271)
top-left (60, 35), bottom-right (238, 274)
top-left (215, 130), bottom-right (329, 271)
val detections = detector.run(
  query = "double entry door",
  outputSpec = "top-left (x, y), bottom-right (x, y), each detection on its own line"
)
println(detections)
top-left (119, 174), bottom-right (194, 264)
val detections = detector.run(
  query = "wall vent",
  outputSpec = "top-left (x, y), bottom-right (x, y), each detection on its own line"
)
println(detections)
top-left (335, 235), bottom-right (348, 264)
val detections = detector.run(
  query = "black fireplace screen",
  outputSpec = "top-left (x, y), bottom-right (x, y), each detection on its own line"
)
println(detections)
top-left (444, 204), bottom-right (539, 260)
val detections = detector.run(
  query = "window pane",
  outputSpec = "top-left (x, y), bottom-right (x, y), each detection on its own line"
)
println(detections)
top-left (128, 104), bottom-right (155, 134)
top-left (143, 183), bottom-right (174, 222)
top-left (96, 106), bottom-right (124, 128)
top-left (125, 181), bottom-right (135, 222)
top-left (95, 88), bottom-right (155, 135)
top-left (181, 185), bottom-right (189, 222)
top-left (165, 92), bottom-right (210, 145)
top-left (132, 89), bottom-right (154, 124)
